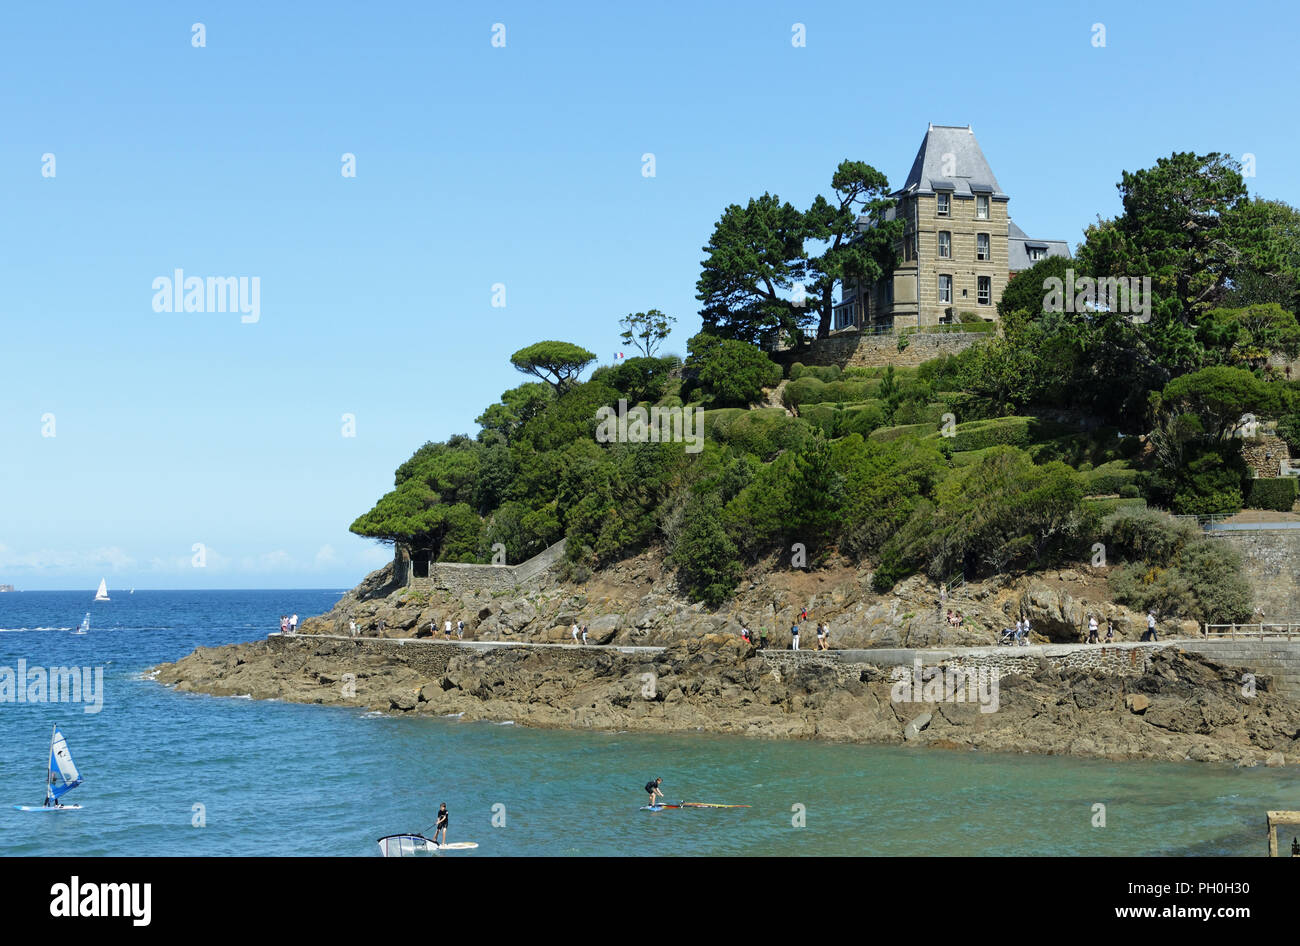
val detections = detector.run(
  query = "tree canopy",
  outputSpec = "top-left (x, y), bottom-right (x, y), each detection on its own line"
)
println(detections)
top-left (510, 341), bottom-right (597, 393)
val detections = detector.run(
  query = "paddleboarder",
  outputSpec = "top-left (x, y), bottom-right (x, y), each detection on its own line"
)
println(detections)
top-left (645, 777), bottom-right (665, 807)
top-left (434, 803), bottom-right (448, 846)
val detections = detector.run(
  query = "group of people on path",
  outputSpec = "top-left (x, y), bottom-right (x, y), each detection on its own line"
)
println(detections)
top-left (435, 619), bottom-right (465, 640)
top-left (279, 614), bottom-right (298, 634)
top-left (1085, 614), bottom-right (1116, 643)
top-left (570, 623), bottom-right (589, 645)
top-left (740, 608), bottom-right (830, 651)
top-left (1084, 611), bottom-right (1159, 643)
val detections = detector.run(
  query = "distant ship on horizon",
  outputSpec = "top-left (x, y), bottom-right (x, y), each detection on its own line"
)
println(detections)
top-left (0, 584), bottom-right (14, 593)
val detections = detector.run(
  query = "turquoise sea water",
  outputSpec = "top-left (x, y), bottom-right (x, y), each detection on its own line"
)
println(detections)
top-left (1, 590), bottom-right (1297, 856)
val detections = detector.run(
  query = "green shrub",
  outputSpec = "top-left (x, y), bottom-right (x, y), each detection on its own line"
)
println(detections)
top-left (1083, 497), bottom-right (1148, 517)
top-left (1109, 540), bottom-right (1252, 623)
top-left (939, 416), bottom-right (1032, 452)
top-left (1085, 461), bottom-right (1140, 496)
top-left (869, 422), bottom-right (939, 443)
top-left (1247, 476), bottom-right (1299, 511)
top-left (789, 363), bottom-right (841, 383)
top-left (682, 333), bottom-right (781, 407)
top-left (782, 376), bottom-right (879, 409)
top-left (712, 409), bottom-right (812, 459)
top-left (1100, 507), bottom-right (1197, 563)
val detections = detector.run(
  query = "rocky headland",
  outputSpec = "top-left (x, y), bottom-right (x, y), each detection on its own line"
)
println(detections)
top-left (152, 552), bottom-right (1300, 767)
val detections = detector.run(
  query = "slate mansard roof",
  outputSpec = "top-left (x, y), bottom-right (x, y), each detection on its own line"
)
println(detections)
top-left (895, 124), bottom-right (1008, 201)
top-left (1007, 220), bottom-right (1071, 272)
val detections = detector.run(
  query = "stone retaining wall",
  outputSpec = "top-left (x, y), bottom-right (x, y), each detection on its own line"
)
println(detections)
top-left (777, 331), bottom-right (987, 370)
top-left (406, 539), bottom-right (567, 595)
top-left (1210, 530), bottom-right (1300, 622)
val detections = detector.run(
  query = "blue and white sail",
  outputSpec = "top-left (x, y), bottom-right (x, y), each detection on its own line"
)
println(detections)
top-left (76, 613), bottom-right (89, 634)
top-left (47, 726), bottom-right (83, 802)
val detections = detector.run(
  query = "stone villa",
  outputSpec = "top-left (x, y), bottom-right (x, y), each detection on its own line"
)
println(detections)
top-left (832, 124), bottom-right (1070, 332)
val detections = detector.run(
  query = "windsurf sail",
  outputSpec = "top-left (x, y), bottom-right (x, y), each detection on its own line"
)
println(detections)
top-left (77, 614), bottom-right (90, 634)
top-left (377, 834), bottom-right (438, 857)
top-left (46, 726), bottom-right (83, 803)
top-left (93, 579), bottom-right (109, 601)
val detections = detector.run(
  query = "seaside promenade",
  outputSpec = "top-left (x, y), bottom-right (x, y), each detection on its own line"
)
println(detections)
top-left (268, 633), bottom-right (1300, 698)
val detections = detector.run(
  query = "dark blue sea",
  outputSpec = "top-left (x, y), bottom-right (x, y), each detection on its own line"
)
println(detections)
top-left (0, 590), bottom-right (1296, 856)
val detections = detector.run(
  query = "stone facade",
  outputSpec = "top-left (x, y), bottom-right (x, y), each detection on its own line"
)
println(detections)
top-left (834, 124), bottom-right (1069, 332)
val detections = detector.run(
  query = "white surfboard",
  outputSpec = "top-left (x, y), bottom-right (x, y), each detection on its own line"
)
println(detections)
top-left (13, 804), bottom-right (82, 812)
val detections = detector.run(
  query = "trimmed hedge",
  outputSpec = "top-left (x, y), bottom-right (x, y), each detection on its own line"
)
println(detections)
top-left (1083, 496), bottom-right (1148, 516)
top-left (933, 416), bottom-right (1032, 452)
top-left (1247, 477), bottom-right (1300, 511)
top-left (1084, 461), bottom-right (1141, 497)
top-left (782, 376), bottom-right (881, 409)
top-left (842, 365), bottom-right (920, 381)
top-left (869, 422), bottom-right (939, 443)
top-left (803, 401), bottom-right (887, 439)
top-left (789, 362), bottom-right (841, 383)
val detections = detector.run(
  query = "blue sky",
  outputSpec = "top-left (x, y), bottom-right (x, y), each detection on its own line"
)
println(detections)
top-left (1, 0), bottom-right (1294, 589)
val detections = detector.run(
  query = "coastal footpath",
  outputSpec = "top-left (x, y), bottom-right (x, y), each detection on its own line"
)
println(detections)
top-left (154, 630), bottom-right (1300, 767)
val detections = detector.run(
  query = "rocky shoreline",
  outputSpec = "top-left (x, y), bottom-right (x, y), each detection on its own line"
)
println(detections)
top-left (153, 631), bottom-right (1300, 767)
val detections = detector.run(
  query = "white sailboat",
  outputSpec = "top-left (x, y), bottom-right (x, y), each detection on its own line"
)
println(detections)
top-left (13, 725), bottom-right (85, 811)
top-left (93, 578), bottom-right (109, 602)
top-left (74, 613), bottom-right (89, 635)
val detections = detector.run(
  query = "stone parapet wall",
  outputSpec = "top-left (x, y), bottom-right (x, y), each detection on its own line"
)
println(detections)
top-left (406, 539), bottom-right (567, 595)
top-left (778, 330), bottom-right (987, 371)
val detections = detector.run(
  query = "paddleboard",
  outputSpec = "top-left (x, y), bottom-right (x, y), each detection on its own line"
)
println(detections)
top-left (639, 804), bottom-right (681, 811)
top-left (13, 804), bottom-right (83, 811)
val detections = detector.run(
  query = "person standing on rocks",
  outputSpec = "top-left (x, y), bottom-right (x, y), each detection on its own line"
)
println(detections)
top-left (571, 622), bottom-right (580, 645)
top-left (759, 628), bottom-right (768, 649)
top-left (457, 620), bottom-right (464, 640)
top-left (815, 623), bottom-right (825, 649)
top-left (1143, 611), bottom-right (1159, 642)
top-left (1020, 617), bottom-right (1031, 646)
top-left (581, 625), bottom-right (588, 645)
top-left (349, 619), bottom-right (358, 638)
top-left (445, 619), bottom-right (453, 640)
top-left (279, 615), bottom-right (288, 634)
top-left (289, 614), bottom-right (298, 635)
top-left (1105, 620), bottom-right (1115, 643)
top-left (791, 623), bottom-right (800, 651)
top-left (1087, 615), bottom-right (1099, 644)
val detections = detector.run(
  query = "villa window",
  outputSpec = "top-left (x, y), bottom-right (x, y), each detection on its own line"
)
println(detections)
top-left (977, 233), bottom-right (990, 261)
top-left (977, 275), bottom-right (991, 305)
top-left (1029, 247), bottom-right (1045, 261)
top-left (938, 231), bottom-right (951, 258)
top-left (976, 195), bottom-right (989, 219)
top-left (939, 274), bottom-right (952, 304)
top-left (936, 193), bottom-right (950, 216)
